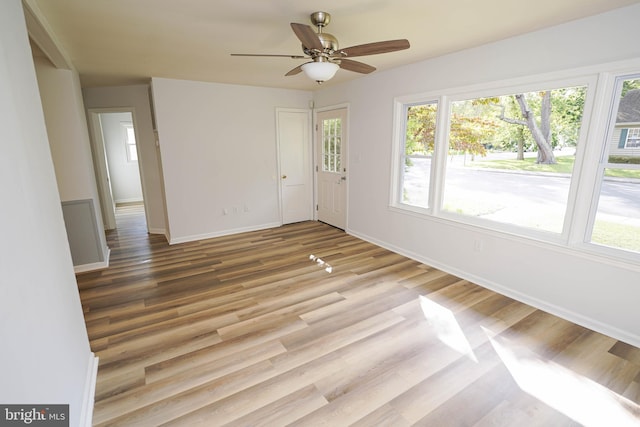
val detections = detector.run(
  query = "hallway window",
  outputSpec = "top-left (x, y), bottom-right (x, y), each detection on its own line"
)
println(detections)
top-left (123, 122), bottom-right (138, 162)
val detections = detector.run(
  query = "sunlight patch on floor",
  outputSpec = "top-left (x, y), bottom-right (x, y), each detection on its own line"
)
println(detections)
top-left (485, 327), bottom-right (640, 427)
top-left (420, 295), bottom-right (478, 362)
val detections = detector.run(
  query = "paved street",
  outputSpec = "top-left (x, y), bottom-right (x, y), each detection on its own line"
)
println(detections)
top-left (403, 153), bottom-right (640, 230)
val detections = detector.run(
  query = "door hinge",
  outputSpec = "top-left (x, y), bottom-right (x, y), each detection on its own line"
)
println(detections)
top-left (315, 165), bottom-right (318, 172)
top-left (316, 204), bottom-right (319, 211)
top-left (315, 124), bottom-right (318, 131)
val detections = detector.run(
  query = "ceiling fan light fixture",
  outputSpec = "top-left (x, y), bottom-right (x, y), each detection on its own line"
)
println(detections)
top-left (301, 61), bottom-right (339, 83)
top-left (231, 11), bottom-right (410, 83)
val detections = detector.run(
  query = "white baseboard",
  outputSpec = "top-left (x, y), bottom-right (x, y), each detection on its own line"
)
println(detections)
top-left (114, 198), bottom-right (143, 204)
top-left (347, 228), bottom-right (640, 349)
top-left (79, 353), bottom-right (99, 427)
top-left (74, 247), bottom-right (110, 273)
top-left (169, 222), bottom-right (281, 245)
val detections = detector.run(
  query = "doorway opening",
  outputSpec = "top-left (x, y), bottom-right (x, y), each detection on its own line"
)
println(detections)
top-left (88, 109), bottom-right (148, 233)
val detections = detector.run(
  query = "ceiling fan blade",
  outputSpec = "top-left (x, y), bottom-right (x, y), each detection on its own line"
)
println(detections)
top-left (339, 39), bottom-right (410, 57)
top-left (231, 53), bottom-right (306, 59)
top-left (339, 59), bottom-right (376, 74)
top-left (290, 23), bottom-right (323, 50)
top-left (285, 64), bottom-right (304, 76)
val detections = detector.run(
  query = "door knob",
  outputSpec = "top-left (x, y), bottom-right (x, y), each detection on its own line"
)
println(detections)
top-left (282, 175), bottom-right (287, 179)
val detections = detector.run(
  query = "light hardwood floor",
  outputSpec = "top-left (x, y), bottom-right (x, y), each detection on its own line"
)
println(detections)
top-left (76, 204), bottom-right (640, 426)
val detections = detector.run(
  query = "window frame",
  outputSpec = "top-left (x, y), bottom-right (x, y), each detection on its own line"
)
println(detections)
top-left (392, 99), bottom-right (442, 213)
top-left (391, 75), bottom-right (597, 244)
top-left (122, 121), bottom-right (138, 163)
top-left (580, 72), bottom-right (640, 262)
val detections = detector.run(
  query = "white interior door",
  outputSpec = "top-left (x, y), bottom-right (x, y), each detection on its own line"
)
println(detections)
top-left (88, 111), bottom-right (117, 230)
top-left (316, 108), bottom-right (347, 230)
top-left (277, 108), bottom-right (313, 224)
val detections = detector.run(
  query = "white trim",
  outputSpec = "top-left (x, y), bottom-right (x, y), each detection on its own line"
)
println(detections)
top-left (79, 353), bottom-right (99, 427)
top-left (22, 0), bottom-right (72, 69)
top-left (114, 197), bottom-right (144, 204)
top-left (315, 102), bottom-right (350, 113)
top-left (73, 248), bottom-right (111, 273)
top-left (169, 222), bottom-right (281, 245)
top-left (347, 228), bottom-right (640, 348)
top-left (87, 110), bottom-right (116, 230)
top-left (87, 108), bottom-right (153, 233)
top-left (147, 227), bottom-right (166, 235)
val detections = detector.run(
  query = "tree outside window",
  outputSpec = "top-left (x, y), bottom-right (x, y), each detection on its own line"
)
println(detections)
top-left (441, 86), bottom-right (587, 233)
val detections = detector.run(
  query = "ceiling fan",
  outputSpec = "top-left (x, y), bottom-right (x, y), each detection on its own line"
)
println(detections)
top-left (231, 11), bottom-right (410, 84)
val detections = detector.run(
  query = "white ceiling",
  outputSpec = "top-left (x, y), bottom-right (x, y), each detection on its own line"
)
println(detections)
top-left (30, 0), bottom-right (640, 90)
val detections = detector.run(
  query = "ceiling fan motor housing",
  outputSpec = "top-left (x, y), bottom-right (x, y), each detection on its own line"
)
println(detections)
top-left (303, 12), bottom-right (338, 58)
top-left (304, 33), bottom-right (338, 57)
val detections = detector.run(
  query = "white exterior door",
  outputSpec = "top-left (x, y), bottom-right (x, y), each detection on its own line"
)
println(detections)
top-left (277, 108), bottom-right (313, 224)
top-left (316, 108), bottom-right (347, 229)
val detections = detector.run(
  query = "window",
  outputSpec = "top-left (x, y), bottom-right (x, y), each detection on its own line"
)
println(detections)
top-left (322, 118), bottom-right (341, 173)
top-left (399, 101), bottom-right (438, 210)
top-left (442, 86), bottom-right (587, 234)
top-left (623, 128), bottom-right (640, 149)
top-left (392, 70), bottom-right (640, 263)
top-left (123, 122), bottom-right (138, 162)
top-left (588, 75), bottom-right (640, 254)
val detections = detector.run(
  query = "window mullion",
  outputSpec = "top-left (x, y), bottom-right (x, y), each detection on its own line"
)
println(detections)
top-left (430, 95), bottom-right (449, 216)
top-left (565, 74), bottom-right (612, 245)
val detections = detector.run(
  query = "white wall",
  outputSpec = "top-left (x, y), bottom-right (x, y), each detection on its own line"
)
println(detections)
top-left (314, 4), bottom-right (640, 346)
top-left (83, 85), bottom-right (167, 234)
top-left (0, 1), bottom-right (95, 425)
top-left (33, 55), bottom-right (109, 268)
top-left (151, 78), bottom-right (312, 243)
top-left (33, 57), bottom-right (102, 204)
top-left (100, 112), bottom-right (144, 203)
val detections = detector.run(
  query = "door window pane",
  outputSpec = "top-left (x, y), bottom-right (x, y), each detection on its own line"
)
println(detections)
top-left (322, 118), bottom-right (341, 173)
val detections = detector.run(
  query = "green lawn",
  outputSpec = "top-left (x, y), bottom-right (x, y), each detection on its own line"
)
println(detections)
top-left (467, 153), bottom-right (640, 253)
top-left (469, 155), bottom-right (575, 173)
top-left (591, 221), bottom-right (640, 252)
top-left (468, 154), bottom-right (640, 179)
